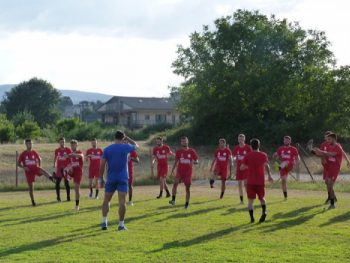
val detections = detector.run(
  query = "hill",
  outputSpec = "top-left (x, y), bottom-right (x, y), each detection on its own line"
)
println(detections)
top-left (0, 84), bottom-right (113, 104)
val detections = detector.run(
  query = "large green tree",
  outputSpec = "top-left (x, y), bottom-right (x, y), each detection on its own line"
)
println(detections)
top-left (172, 10), bottom-right (350, 144)
top-left (2, 78), bottom-right (62, 127)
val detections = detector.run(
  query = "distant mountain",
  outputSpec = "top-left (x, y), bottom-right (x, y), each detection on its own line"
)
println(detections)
top-left (0, 84), bottom-right (113, 104)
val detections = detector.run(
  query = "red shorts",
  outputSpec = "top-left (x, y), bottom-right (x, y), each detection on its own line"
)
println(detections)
top-left (176, 173), bottom-right (192, 186)
top-left (280, 162), bottom-right (294, 177)
top-left (247, 184), bottom-right (265, 200)
top-left (157, 164), bottom-right (168, 178)
top-left (71, 167), bottom-right (83, 184)
top-left (56, 166), bottom-right (65, 178)
top-left (236, 168), bottom-right (248, 181)
top-left (25, 166), bottom-right (42, 184)
top-left (214, 164), bottom-right (228, 180)
top-left (88, 166), bottom-right (100, 179)
top-left (325, 165), bottom-right (340, 182)
top-left (128, 173), bottom-right (134, 185)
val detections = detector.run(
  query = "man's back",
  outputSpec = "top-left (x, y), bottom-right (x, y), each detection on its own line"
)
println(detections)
top-left (244, 151), bottom-right (269, 186)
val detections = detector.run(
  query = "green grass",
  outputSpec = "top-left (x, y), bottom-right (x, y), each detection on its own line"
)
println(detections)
top-left (1, 185), bottom-right (350, 262)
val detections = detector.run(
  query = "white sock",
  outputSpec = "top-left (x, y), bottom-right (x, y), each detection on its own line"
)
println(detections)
top-left (119, 220), bottom-right (124, 227)
top-left (102, 217), bottom-right (107, 224)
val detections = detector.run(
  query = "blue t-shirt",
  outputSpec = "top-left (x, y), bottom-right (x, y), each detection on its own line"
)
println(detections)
top-left (102, 143), bottom-right (136, 182)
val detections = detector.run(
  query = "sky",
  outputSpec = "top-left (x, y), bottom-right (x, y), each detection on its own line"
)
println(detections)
top-left (0, 0), bottom-right (349, 97)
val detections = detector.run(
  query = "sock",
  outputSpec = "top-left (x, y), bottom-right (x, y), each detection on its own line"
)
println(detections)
top-left (166, 189), bottom-right (170, 195)
top-left (102, 217), bottom-right (107, 224)
top-left (249, 210), bottom-right (254, 221)
top-left (89, 187), bottom-right (93, 195)
top-left (158, 190), bottom-right (163, 197)
top-left (261, 204), bottom-right (266, 214)
top-left (95, 189), bottom-right (99, 198)
top-left (210, 179), bottom-right (215, 185)
top-left (31, 199), bottom-right (36, 206)
top-left (240, 196), bottom-right (243, 202)
top-left (220, 192), bottom-right (224, 198)
top-left (76, 200), bottom-right (79, 206)
top-left (283, 191), bottom-right (287, 198)
top-left (172, 195), bottom-right (176, 202)
top-left (55, 177), bottom-right (61, 199)
top-left (185, 202), bottom-right (189, 207)
top-left (119, 220), bottom-right (125, 227)
top-left (330, 198), bottom-right (335, 205)
top-left (65, 180), bottom-right (70, 199)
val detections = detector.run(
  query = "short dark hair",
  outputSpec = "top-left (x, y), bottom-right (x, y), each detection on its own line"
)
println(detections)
top-left (58, 137), bottom-right (65, 142)
top-left (115, 130), bottom-right (125, 140)
top-left (219, 138), bottom-right (226, 144)
top-left (326, 133), bottom-right (337, 140)
top-left (156, 136), bottom-right (163, 141)
top-left (250, 138), bottom-right (260, 150)
top-left (70, 139), bottom-right (78, 145)
top-left (284, 135), bottom-right (291, 140)
top-left (324, 131), bottom-right (332, 136)
top-left (25, 139), bottom-right (32, 143)
top-left (91, 138), bottom-right (97, 141)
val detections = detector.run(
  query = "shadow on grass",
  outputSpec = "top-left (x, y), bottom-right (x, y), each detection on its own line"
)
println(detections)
top-left (319, 211), bottom-right (350, 227)
top-left (156, 199), bottom-right (218, 210)
top-left (0, 200), bottom-right (58, 212)
top-left (271, 204), bottom-right (322, 220)
top-left (151, 224), bottom-right (250, 253)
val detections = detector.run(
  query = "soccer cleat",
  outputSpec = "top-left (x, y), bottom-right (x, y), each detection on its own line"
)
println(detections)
top-left (95, 196), bottom-right (99, 200)
top-left (127, 201), bottom-right (134, 206)
top-left (156, 194), bottom-right (162, 199)
top-left (259, 213), bottom-right (267, 223)
top-left (324, 198), bottom-right (330, 204)
top-left (169, 200), bottom-right (176, 205)
top-left (328, 204), bottom-right (336, 210)
top-left (57, 197), bottom-right (61, 202)
top-left (209, 179), bottom-right (215, 188)
top-left (118, 225), bottom-right (128, 231)
top-left (88, 193), bottom-right (93, 199)
top-left (166, 192), bottom-right (171, 198)
top-left (184, 204), bottom-right (189, 209)
top-left (250, 218), bottom-right (255, 223)
top-left (101, 222), bottom-right (108, 230)
top-left (75, 206), bottom-right (80, 212)
top-left (32, 201), bottom-right (36, 207)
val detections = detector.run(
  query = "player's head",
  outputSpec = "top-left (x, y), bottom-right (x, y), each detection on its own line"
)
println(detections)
top-left (283, 136), bottom-right (291, 146)
top-left (115, 130), bottom-right (125, 141)
top-left (324, 131), bottom-right (332, 140)
top-left (156, 137), bottom-right (163, 146)
top-left (70, 139), bottom-right (78, 150)
top-left (326, 133), bottom-right (337, 144)
top-left (219, 138), bottom-right (226, 148)
top-left (58, 137), bottom-right (65, 147)
top-left (181, 136), bottom-right (189, 147)
top-left (91, 138), bottom-right (97, 147)
top-left (238, 134), bottom-right (246, 144)
top-left (250, 138), bottom-right (260, 150)
top-left (25, 139), bottom-right (32, 150)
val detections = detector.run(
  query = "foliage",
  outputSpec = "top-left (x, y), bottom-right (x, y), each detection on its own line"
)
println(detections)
top-left (11, 110), bottom-right (35, 127)
top-left (16, 120), bottom-right (41, 139)
top-left (0, 114), bottom-right (15, 143)
top-left (172, 10), bottom-right (350, 144)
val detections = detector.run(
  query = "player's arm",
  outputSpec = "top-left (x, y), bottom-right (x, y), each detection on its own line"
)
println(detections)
top-left (17, 157), bottom-right (26, 170)
top-left (210, 157), bottom-right (216, 172)
top-left (38, 156), bottom-right (42, 167)
top-left (341, 148), bottom-right (350, 166)
top-left (313, 148), bottom-right (338, 157)
top-left (124, 135), bottom-right (139, 149)
top-left (170, 159), bottom-right (179, 175)
top-left (53, 152), bottom-right (58, 168)
top-left (131, 156), bottom-right (140, 163)
top-left (265, 162), bottom-right (273, 182)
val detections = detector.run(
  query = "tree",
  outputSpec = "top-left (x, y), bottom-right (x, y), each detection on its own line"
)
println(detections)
top-left (16, 120), bottom-right (41, 139)
top-left (58, 96), bottom-right (74, 111)
top-left (11, 110), bottom-right (35, 127)
top-left (2, 77), bottom-right (62, 127)
top-left (172, 10), bottom-right (350, 144)
top-left (0, 114), bottom-right (15, 143)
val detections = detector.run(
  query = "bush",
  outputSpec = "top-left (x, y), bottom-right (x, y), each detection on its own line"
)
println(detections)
top-left (16, 120), bottom-right (41, 139)
top-left (0, 114), bottom-right (15, 143)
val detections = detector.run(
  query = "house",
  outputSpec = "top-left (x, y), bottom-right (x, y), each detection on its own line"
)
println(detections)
top-left (97, 96), bottom-right (180, 128)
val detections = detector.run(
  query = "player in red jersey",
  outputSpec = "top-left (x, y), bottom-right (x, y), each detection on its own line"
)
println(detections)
top-left (152, 137), bottom-right (174, 199)
top-left (169, 136), bottom-right (198, 209)
top-left (313, 133), bottom-right (343, 209)
top-left (241, 138), bottom-right (273, 223)
top-left (273, 136), bottom-right (299, 200)
top-left (232, 134), bottom-right (252, 204)
top-left (53, 137), bottom-right (72, 202)
top-left (127, 150), bottom-right (139, 206)
top-left (209, 138), bottom-right (233, 199)
top-left (86, 138), bottom-right (103, 199)
top-left (18, 139), bottom-right (56, 206)
top-left (64, 140), bottom-right (84, 211)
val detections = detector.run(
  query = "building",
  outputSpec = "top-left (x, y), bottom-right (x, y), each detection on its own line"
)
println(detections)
top-left (97, 96), bottom-right (180, 128)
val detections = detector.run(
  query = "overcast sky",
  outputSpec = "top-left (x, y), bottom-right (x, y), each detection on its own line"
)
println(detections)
top-left (0, 0), bottom-right (349, 97)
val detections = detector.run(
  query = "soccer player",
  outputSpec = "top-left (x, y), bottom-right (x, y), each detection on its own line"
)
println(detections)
top-left (53, 137), bottom-right (72, 202)
top-left (232, 134), bottom-right (252, 204)
top-left (65, 140), bottom-right (84, 211)
top-left (209, 138), bottom-right (232, 199)
top-left (100, 131), bottom-right (138, 231)
top-left (86, 139), bottom-right (103, 199)
top-left (273, 136), bottom-right (299, 200)
top-left (127, 150), bottom-right (139, 206)
top-left (240, 138), bottom-right (273, 223)
top-left (152, 137), bottom-right (174, 199)
top-left (169, 136), bottom-right (198, 209)
top-left (18, 139), bottom-right (56, 206)
top-left (313, 133), bottom-right (343, 209)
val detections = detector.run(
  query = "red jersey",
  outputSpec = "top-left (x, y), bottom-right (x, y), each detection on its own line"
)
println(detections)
top-left (325, 143), bottom-right (343, 168)
top-left (243, 151), bottom-right (269, 186)
top-left (175, 148), bottom-right (198, 177)
top-left (54, 147), bottom-right (72, 167)
top-left (214, 148), bottom-right (232, 167)
top-left (69, 150), bottom-right (84, 170)
top-left (233, 144), bottom-right (252, 166)
top-left (153, 145), bottom-right (172, 166)
top-left (128, 151), bottom-right (138, 175)
top-left (86, 148), bottom-right (103, 169)
top-left (320, 141), bottom-right (329, 151)
top-left (276, 146), bottom-right (299, 164)
top-left (18, 150), bottom-right (40, 167)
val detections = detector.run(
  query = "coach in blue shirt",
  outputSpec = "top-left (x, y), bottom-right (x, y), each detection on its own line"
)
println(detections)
top-left (100, 130), bottom-right (138, 231)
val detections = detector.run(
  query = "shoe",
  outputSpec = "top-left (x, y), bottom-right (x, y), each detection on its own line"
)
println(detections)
top-left (259, 213), bottom-right (267, 223)
top-left (169, 200), bottom-right (175, 205)
top-left (240, 201), bottom-right (244, 205)
top-left (57, 197), bottom-right (61, 202)
top-left (88, 193), bottom-right (93, 199)
top-left (75, 206), bottom-right (80, 212)
top-left (284, 197), bottom-right (288, 201)
top-left (156, 195), bottom-right (162, 199)
top-left (166, 193), bottom-right (171, 198)
top-left (32, 201), bottom-right (36, 207)
top-left (328, 204), bottom-right (336, 210)
top-left (324, 198), bottom-right (330, 204)
top-left (118, 225), bottom-right (128, 231)
top-left (184, 204), bottom-right (189, 209)
top-left (128, 201), bottom-right (134, 206)
top-left (101, 222), bottom-right (108, 230)
top-left (95, 196), bottom-right (99, 200)
top-left (67, 196), bottom-right (71, 202)
top-left (250, 218), bottom-right (255, 223)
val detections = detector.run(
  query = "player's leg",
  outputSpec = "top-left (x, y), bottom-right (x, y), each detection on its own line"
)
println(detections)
top-left (94, 177), bottom-right (100, 199)
top-left (238, 180), bottom-right (244, 204)
top-left (163, 177), bottom-right (171, 197)
top-left (128, 180), bottom-right (133, 205)
top-left (64, 178), bottom-right (71, 201)
top-left (55, 176), bottom-right (62, 202)
top-left (74, 182), bottom-right (80, 211)
top-left (258, 197), bottom-right (267, 223)
top-left (157, 175), bottom-right (164, 199)
top-left (101, 191), bottom-right (114, 230)
top-left (88, 178), bottom-right (94, 198)
top-left (326, 178), bottom-right (336, 209)
top-left (220, 179), bottom-right (226, 199)
top-left (209, 171), bottom-right (216, 188)
top-left (28, 181), bottom-right (36, 206)
top-left (38, 167), bottom-right (55, 182)
top-left (248, 198), bottom-right (255, 223)
top-left (169, 178), bottom-right (180, 205)
top-left (117, 191), bottom-right (128, 230)
top-left (185, 184), bottom-right (191, 208)
top-left (281, 175), bottom-right (288, 200)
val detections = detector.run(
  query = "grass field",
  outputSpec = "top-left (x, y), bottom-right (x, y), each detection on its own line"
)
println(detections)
top-left (1, 185), bottom-right (350, 262)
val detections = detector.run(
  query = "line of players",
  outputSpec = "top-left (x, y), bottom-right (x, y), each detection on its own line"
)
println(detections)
top-left (17, 130), bottom-right (348, 224)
